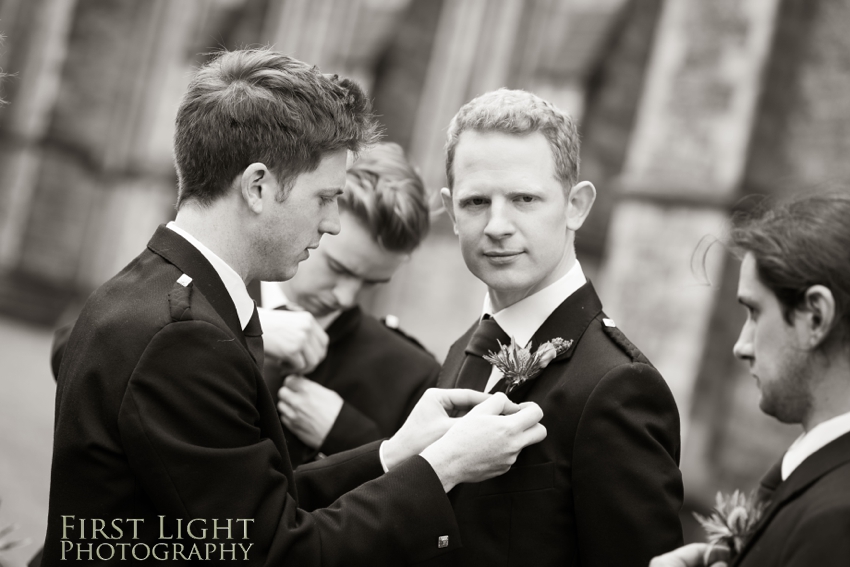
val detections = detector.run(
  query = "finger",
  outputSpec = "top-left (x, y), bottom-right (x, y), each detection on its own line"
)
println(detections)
top-left (464, 391), bottom-right (511, 416)
top-left (499, 399), bottom-right (527, 416)
top-left (433, 388), bottom-right (493, 413)
top-left (278, 385), bottom-right (298, 404)
top-left (669, 543), bottom-right (712, 564)
top-left (706, 544), bottom-right (730, 564)
top-left (283, 375), bottom-right (306, 392)
top-left (517, 423), bottom-right (547, 447)
top-left (277, 400), bottom-right (297, 421)
top-left (501, 402), bottom-right (544, 430)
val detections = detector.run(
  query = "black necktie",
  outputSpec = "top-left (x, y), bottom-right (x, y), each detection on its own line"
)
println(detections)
top-left (455, 316), bottom-right (509, 392)
top-left (244, 303), bottom-right (264, 369)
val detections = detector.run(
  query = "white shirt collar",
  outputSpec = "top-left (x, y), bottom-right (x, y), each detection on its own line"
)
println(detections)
top-left (166, 221), bottom-right (255, 330)
top-left (259, 281), bottom-right (290, 311)
top-left (781, 410), bottom-right (850, 480)
top-left (258, 280), bottom-right (341, 329)
top-left (483, 260), bottom-right (587, 348)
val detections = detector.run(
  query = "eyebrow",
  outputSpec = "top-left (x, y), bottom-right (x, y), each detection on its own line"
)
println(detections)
top-left (327, 255), bottom-right (392, 284)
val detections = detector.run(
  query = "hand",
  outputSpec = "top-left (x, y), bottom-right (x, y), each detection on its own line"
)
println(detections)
top-left (277, 376), bottom-right (343, 449)
top-left (408, 391), bottom-right (546, 492)
top-left (257, 307), bottom-right (328, 374)
top-left (381, 388), bottom-right (496, 471)
top-left (649, 543), bottom-right (730, 567)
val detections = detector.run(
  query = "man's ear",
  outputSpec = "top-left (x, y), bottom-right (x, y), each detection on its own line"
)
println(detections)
top-left (241, 163), bottom-right (272, 214)
top-left (565, 181), bottom-right (596, 231)
top-left (440, 187), bottom-right (459, 235)
top-left (800, 284), bottom-right (836, 349)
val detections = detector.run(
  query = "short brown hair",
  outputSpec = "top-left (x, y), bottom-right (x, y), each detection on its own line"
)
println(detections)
top-left (445, 88), bottom-right (580, 190)
top-left (174, 49), bottom-right (380, 208)
top-left (341, 142), bottom-right (429, 253)
top-left (730, 192), bottom-right (850, 340)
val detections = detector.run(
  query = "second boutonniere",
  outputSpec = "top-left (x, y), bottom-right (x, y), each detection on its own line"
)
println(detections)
top-left (484, 337), bottom-right (573, 394)
top-left (694, 490), bottom-right (767, 563)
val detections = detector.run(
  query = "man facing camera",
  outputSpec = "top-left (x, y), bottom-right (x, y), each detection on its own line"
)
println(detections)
top-left (438, 89), bottom-right (684, 567)
top-left (652, 193), bottom-right (850, 567)
top-left (255, 142), bottom-right (441, 467)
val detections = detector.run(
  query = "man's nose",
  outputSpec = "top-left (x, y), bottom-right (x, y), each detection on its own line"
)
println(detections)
top-left (320, 203), bottom-right (341, 236)
top-left (483, 202), bottom-right (515, 240)
top-left (333, 278), bottom-right (362, 309)
top-left (732, 323), bottom-right (754, 360)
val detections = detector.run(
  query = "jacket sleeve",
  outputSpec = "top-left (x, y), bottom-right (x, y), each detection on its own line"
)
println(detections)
top-left (572, 362), bottom-right (684, 567)
top-left (118, 320), bottom-right (460, 567)
top-left (320, 402), bottom-right (384, 455)
top-left (320, 361), bottom-right (439, 456)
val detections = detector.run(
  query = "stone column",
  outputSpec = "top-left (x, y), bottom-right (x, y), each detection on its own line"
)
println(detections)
top-left (596, 0), bottom-right (782, 465)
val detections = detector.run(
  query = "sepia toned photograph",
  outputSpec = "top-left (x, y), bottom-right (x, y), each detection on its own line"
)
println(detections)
top-left (1, 0), bottom-right (849, 566)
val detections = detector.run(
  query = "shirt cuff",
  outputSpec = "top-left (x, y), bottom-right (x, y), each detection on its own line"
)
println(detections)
top-left (378, 440), bottom-right (390, 473)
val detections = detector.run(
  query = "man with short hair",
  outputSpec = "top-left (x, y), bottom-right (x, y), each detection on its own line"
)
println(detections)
top-left (256, 142), bottom-right (442, 466)
top-left (651, 193), bottom-right (850, 567)
top-left (438, 89), bottom-right (684, 566)
top-left (40, 50), bottom-right (546, 566)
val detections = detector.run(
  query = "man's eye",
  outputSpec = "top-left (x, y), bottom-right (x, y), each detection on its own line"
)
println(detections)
top-left (517, 195), bottom-right (536, 203)
top-left (462, 197), bottom-right (487, 207)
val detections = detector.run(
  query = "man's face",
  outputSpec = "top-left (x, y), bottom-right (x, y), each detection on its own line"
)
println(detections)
top-left (284, 211), bottom-right (409, 317)
top-left (444, 130), bottom-right (573, 309)
top-left (258, 150), bottom-right (348, 281)
top-left (733, 252), bottom-right (812, 423)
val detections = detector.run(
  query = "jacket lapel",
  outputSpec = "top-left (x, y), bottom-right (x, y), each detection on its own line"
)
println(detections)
top-left (734, 431), bottom-right (850, 565)
top-left (439, 321), bottom-right (477, 389)
top-left (146, 225), bottom-right (247, 350)
top-left (505, 282), bottom-right (603, 401)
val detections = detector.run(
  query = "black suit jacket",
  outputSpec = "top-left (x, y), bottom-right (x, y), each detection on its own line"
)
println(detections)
top-left (734, 431), bottom-right (850, 567)
top-left (259, 303), bottom-right (440, 467)
top-left (41, 225), bottom-right (459, 566)
top-left (436, 282), bottom-right (684, 567)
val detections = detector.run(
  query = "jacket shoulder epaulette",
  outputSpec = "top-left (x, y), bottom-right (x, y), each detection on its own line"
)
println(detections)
top-left (168, 274), bottom-right (194, 322)
top-left (600, 317), bottom-right (650, 365)
top-left (381, 314), bottom-right (430, 354)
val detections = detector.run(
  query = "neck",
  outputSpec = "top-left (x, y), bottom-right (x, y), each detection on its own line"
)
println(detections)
top-left (174, 202), bottom-right (251, 283)
top-left (489, 249), bottom-right (576, 312)
top-left (802, 353), bottom-right (850, 433)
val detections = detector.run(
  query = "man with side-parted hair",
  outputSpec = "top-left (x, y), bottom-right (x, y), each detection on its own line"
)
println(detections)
top-left (437, 89), bottom-right (684, 566)
top-left (651, 193), bottom-right (850, 567)
top-left (40, 51), bottom-right (547, 566)
top-left (255, 142), bottom-right (442, 467)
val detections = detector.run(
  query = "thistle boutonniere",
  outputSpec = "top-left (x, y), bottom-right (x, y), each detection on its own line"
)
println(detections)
top-left (693, 490), bottom-right (767, 562)
top-left (483, 337), bottom-right (572, 394)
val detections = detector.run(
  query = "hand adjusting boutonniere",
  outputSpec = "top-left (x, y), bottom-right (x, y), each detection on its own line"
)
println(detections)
top-left (483, 337), bottom-right (572, 394)
top-left (694, 490), bottom-right (766, 563)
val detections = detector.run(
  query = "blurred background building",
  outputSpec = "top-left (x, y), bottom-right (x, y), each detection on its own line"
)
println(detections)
top-left (2, 0), bottom-right (850, 564)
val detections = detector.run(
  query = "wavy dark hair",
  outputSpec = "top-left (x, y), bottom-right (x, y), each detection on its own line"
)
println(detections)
top-left (341, 142), bottom-right (429, 253)
top-left (174, 48), bottom-right (380, 208)
top-left (730, 191), bottom-right (850, 340)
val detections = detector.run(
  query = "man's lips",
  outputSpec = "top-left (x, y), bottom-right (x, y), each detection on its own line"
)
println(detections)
top-left (483, 250), bottom-right (523, 264)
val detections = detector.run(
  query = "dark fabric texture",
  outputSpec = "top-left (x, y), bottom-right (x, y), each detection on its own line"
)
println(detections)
top-left (436, 282), bottom-right (684, 567)
top-left (733, 432), bottom-right (850, 567)
top-left (454, 316), bottom-right (509, 392)
top-left (258, 301), bottom-right (440, 467)
top-left (40, 225), bottom-right (460, 566)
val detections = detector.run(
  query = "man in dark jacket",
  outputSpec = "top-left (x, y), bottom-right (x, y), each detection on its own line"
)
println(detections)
top-left (437, 89), bottom-right (684, 567)
top-left (652, 193), bottom-right (850, 567)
